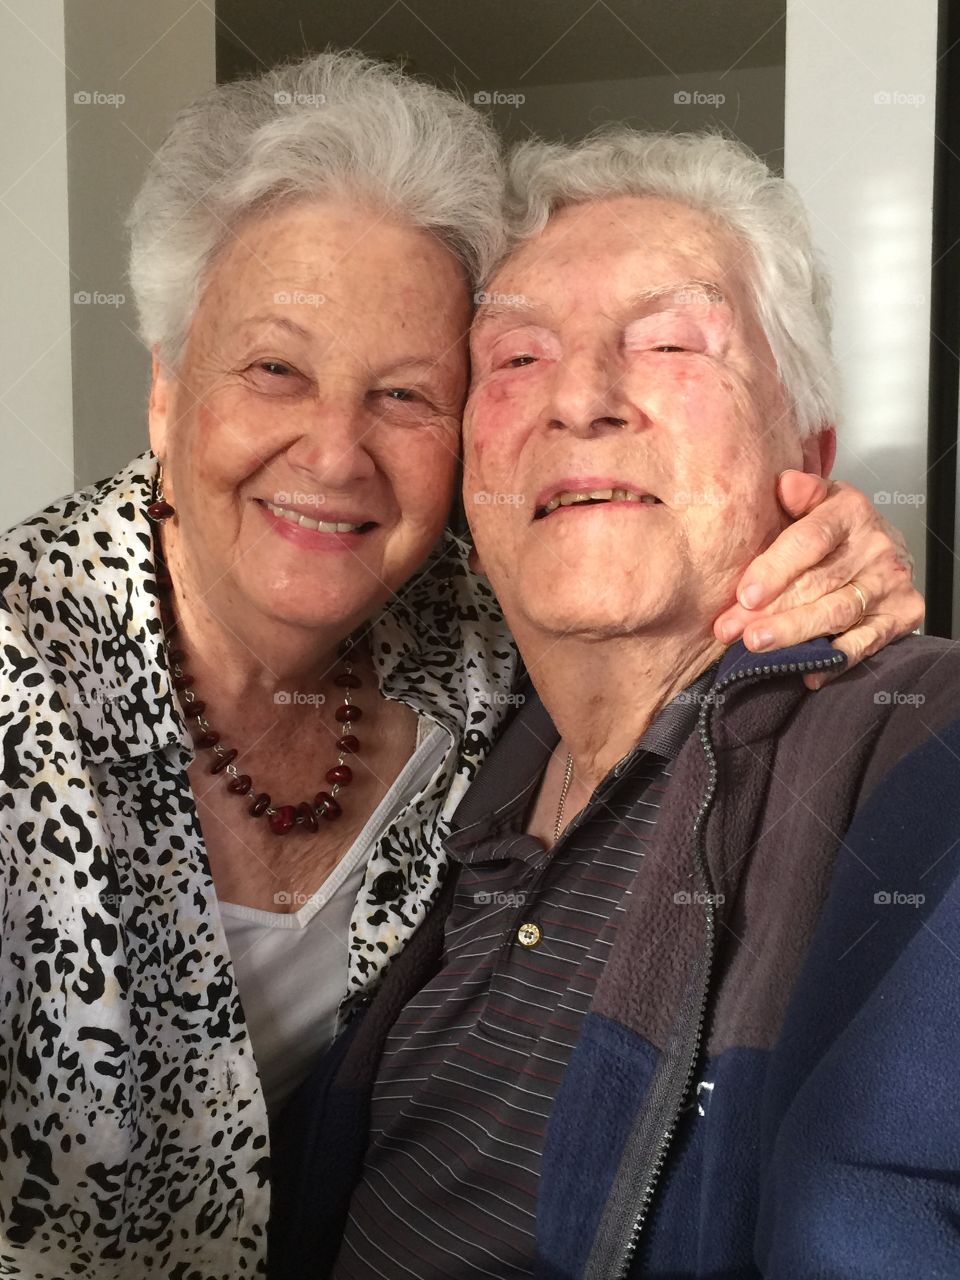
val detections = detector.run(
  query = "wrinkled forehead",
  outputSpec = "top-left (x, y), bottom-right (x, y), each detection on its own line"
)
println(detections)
top-left (471, 197), bottom-right (763, 351)
top-left (480, 195), bottom-right (748, 317)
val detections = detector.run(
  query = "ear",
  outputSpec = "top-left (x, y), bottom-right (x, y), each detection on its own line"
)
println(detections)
top-left (800, 427), bottom-right (836, 479)
top-left (148, 347), bottom-right (172, 459)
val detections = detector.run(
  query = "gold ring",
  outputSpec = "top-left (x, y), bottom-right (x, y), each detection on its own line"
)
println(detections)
top-left (850, 581), bottom-right (868, 627)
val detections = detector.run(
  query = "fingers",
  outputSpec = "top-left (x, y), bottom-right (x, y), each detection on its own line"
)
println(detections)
top-left (776, 469), bottom-right (830, 519)
top-left (742, 532), bottom-right (882, 618)
top-left (803, 611), bottom-right (908, 689)
top-left (734, 581), bottom-right (873, 655)
top-left (725, 478), bottom-right (923, 666)
top-left (721, 537), bottom-right (923, 654)
top-left (715, 542), bottom-right (852, 644)
top-left (734, 479), bottom-right (874, 610)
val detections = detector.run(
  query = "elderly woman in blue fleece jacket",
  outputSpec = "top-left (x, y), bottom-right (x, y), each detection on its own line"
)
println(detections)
top-left (270, 131), bottom-right (960, 1280)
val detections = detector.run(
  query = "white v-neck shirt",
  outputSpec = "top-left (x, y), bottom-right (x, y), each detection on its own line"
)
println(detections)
top-left (219, 717), bottom-right (448, 1114)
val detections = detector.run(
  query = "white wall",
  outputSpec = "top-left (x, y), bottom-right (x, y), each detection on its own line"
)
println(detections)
top-left (65, 0), bottom-right (216, 489)
top-left (0, 0), bottom-right (74, 528)
top-left (784, 0), bottom-right (939, 592)
top-left (0, 1), bottom-right (215, 534)
top-left (488, 65), bottom-right (785, 166)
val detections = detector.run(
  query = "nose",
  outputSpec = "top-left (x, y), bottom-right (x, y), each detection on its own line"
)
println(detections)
top-left (545, 349), bottom-right (631, 436)
top-left (285, 394), bottom-right (378, 488)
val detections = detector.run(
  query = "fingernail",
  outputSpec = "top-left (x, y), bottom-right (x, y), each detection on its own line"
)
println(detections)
top-left (751, 629), bottom-right (775, 650)
top-left (718, 620), bottom-right (741, 643)
top-left (739, 584), bottom-right (763, 609)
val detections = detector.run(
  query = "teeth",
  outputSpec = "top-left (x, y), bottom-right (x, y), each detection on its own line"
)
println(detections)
top-left (542, 487), bottom-right (659, 512)
top-left (264, 500), bottom-right (366, 533)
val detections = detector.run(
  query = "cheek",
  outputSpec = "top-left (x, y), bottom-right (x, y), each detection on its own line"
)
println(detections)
top-left (642, 363), bottom-right (738, 431)
top-left (464, 494), bottom-right (522, 564)
top-left (188, 396), bottom-right (271, 491)
top-left (680, 444), bottom-right (784, 563)
top-left (648, 368), bottom-right (771, 474)
top-left (387, 433), bottom-right (458, 521)
top-left (464, 380), bottom-right (533, 472)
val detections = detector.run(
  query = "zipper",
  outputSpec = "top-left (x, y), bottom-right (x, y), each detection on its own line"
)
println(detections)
top-left (609, 650), bottom-right (845, 1279)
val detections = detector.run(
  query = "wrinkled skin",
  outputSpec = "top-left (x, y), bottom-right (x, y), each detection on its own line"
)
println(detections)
top-left (465, 196), bottom-right (922, 693)
top-left (465, 195), bottom-right (835, 650)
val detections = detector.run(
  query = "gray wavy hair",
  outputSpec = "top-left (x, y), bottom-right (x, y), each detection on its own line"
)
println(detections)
top-left (502, 130), bottom-right (838, 437)
top-left (128, 51), bottom-right (506, 367)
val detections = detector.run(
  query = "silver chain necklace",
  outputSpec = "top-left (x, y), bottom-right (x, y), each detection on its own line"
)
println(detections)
top-left (553, 750), bottom-right (575, 844)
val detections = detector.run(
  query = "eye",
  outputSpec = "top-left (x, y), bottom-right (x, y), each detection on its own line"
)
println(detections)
top-left (244, 359), bottom-right (311, 395)
top-left (383, 388), bottom-right (419, 401)
top-left (503, 354), bottom-right (537, 368)
top-left (625, 315), bottom-right (708, 356)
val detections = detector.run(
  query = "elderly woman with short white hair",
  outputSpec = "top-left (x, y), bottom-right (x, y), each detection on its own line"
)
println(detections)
top-left (0, 51), bottom-right (921, 1280)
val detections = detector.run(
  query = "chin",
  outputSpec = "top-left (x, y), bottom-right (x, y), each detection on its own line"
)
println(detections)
top-left (515, 589), bottom-right (669, 641)
top-left (251, 579), bottom-right (381, 633)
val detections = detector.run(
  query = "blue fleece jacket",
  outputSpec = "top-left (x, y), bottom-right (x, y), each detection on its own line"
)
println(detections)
top-left (269, 637), bottom-right (960, 1279)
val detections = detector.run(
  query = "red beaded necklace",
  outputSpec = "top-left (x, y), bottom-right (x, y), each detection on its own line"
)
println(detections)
top-left (156, 551), bottom-right (366, 838)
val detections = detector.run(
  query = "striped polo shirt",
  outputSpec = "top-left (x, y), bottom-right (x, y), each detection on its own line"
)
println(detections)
top-left (333, 667), bottom-right (717, 1280)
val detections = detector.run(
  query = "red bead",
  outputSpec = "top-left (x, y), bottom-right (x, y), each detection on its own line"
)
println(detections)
top-left (172, 674), bottom-right (194, 690)
top-left (196, 731), bottom-right (220, 748)
top-left (334, 672), bottom-right (361, 688)
top-left (168, 649), bottom-right (186, 664)
top-left (227, 774), bottom-right (252, 794)
top-left (297, 801), bottom-right (318, 832)
top-left (326, 765), bottom-right (352, 785)
top-left (250, 793), bottom-right (271, 816)
top-left (313, 792), bottom-right (343, 820)
top-left (147, 499), bottom-right (176, 521)
top-left (210, 748), bottom-right (237, 774)
top-left (268, 805), bottom-right (296, 835)
top-left (335, 704), bottom-right (362, 723)
top-left (336, 735), bottom-right (359, 753)
top-left (186, 701), bottom-right (206, 718)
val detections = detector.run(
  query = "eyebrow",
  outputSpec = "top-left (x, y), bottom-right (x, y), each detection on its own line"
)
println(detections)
top-left (470, 279), bottom-right (728, 339)
top-left (623, 279), bottom-right (727, 309)
top-left (235, 313), bottom-right (315, 341)
top-left (470, 298), bottom-right (542, 334)
top-left (235, 313), bottom-right (451, 380)
top-left (238, 313), bottom-right (456, 362)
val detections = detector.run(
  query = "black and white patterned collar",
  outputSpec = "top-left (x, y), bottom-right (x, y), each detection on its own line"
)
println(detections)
top-left (23, 451), bottom-right (507, 766)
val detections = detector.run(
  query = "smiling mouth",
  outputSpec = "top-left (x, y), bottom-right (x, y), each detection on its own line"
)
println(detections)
top-left (533, 487), bottom-right (663, 520)
top-left (259, 498), bottom-right (378, 534)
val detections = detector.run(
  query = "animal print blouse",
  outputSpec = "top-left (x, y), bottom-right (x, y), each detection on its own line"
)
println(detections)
top-left (0, 454), bottom-right (518, 1279)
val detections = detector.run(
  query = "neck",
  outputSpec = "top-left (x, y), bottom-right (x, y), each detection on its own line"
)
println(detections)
top-left (518, 621), bottom-right (725, 790)
top-left (159, 534), bottom-right (360, 704)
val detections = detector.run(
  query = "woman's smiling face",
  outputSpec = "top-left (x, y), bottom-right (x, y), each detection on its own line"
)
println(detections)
top-left (149, 198), bottom-right (472, 634)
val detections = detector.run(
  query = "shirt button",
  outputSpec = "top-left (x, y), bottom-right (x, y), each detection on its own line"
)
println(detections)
top-left (516, 921), bottom-right (542, 949)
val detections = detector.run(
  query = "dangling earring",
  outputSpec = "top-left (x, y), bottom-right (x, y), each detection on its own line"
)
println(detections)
top-left (147, 462), bottom-right (176, 522)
